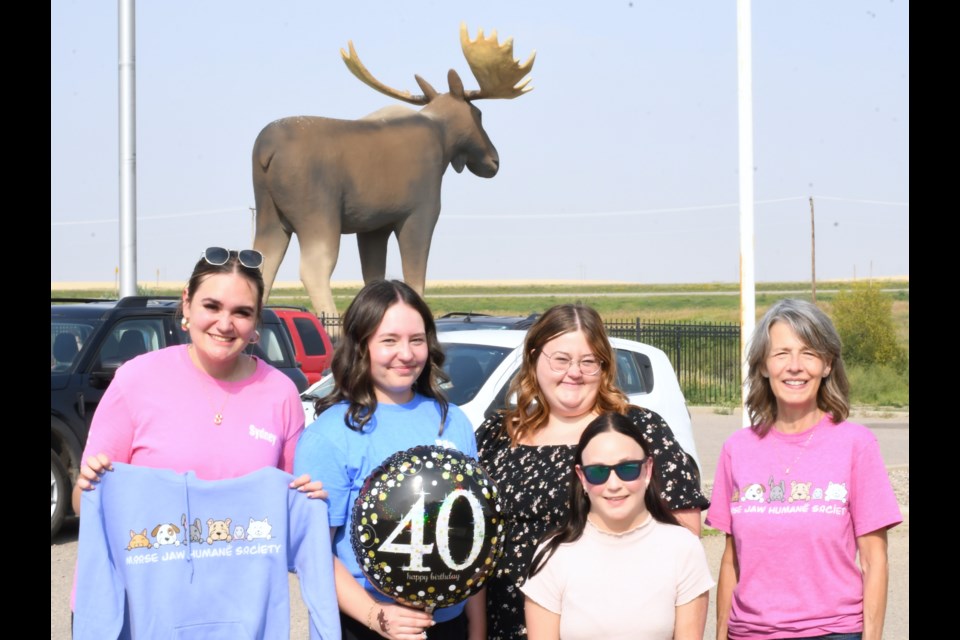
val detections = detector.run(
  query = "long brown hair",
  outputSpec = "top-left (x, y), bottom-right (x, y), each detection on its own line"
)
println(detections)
top-left (504, 304), bottom-right (628, 445)
top-left (315, 280), bottom-right (450, 432)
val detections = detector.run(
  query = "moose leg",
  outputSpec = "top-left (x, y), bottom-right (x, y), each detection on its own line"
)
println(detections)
top-left (296, 218), bottom-right (342, 317)
top-left (357, 228), bottom-right (392, 284)
top-left (395, 212), bottom-right (439, 296)
top-left (252, 195), bottom-right (292, 306)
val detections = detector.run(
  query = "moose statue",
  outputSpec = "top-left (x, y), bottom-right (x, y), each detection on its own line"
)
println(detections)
top-left (251, 24), bottom-right (534, 316)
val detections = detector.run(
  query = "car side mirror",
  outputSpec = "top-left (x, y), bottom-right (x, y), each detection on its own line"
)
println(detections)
top-left (90, 358), bottom-right (123, 389)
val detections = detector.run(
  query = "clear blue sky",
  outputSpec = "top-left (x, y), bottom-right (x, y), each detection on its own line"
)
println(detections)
top-left (51, 1), bottom-right (908, 285)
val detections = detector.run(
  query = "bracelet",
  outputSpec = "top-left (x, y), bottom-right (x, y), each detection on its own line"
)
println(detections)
top-left (366, 602), bottom-right (378, 630)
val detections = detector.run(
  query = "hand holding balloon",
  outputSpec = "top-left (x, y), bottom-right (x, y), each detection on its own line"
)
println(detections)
top-left (351, 445), bottom-right (504, 611)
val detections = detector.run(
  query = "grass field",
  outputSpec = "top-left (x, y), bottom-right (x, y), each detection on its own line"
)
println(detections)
top-left (52, 278), bottom-right (908, 320)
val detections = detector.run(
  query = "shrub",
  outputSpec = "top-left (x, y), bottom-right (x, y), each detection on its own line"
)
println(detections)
top-left (831, 283), bottom-right (905, 367)
top-left (847, 363), bottom-right (909, 408)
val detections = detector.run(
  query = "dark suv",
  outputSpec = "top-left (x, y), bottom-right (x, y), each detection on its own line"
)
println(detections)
top-left (50, 297), bottom-right (307, 538)
top-left (434, 312), bottom-right (540, 332)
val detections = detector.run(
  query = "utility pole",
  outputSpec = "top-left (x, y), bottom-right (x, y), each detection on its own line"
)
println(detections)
top-left (810, 196), bottom-right (816, 304)
top-left (250, 207), bottom-right (256, 246)
top-left (737, 0), bottom-right (756, 428)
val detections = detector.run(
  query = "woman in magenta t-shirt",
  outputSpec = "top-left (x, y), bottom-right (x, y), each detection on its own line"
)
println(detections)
top-left (706, 299), bottom-right (901, 640)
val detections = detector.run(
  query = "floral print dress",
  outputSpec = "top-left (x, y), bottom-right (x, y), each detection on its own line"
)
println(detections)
top-left (475, 406), bottom-right (709, 640)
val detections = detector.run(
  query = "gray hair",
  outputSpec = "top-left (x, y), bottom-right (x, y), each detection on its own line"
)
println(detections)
top-left (744, 299), bottom-right (849, 434)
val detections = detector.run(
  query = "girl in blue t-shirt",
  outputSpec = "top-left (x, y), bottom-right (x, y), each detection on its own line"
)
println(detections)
top-left (294, 279), bottom-right (484, 640)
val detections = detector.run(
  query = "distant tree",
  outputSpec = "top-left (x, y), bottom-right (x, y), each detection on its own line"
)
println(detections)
top-left (830, 283), bottom-right (904, 367)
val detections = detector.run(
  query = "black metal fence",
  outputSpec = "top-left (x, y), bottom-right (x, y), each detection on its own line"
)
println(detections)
top-left (605, 319), bottom-right (741, 405)
top-left (319, 315), bottom-right (742, 405)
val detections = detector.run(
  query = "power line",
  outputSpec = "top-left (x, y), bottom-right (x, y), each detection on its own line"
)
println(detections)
top-left (51, 195), bottom-right (908, 226)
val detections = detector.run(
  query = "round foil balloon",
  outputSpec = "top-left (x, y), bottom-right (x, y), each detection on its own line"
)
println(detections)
top-left (350, 445), bottom-right (504, 610)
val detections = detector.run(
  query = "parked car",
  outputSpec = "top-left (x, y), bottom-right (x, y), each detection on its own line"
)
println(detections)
top-left (434, 312), bottom-right (540, 332)
top-left (268, 306), bottom-right (334, 385)
top-left (301, 373), bottom-right (336, 424)
top-left (299, 328), bottom-right (699, 471)
top-left (50, 297), bottom-right (307, 538)
top-left (434, 329), bottom-right (699, 469)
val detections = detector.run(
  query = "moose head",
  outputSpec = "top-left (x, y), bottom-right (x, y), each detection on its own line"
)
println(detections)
top-left (341, 24), bottom-right (535, 177)
top-left (252, 24), bottom-right (535, 316)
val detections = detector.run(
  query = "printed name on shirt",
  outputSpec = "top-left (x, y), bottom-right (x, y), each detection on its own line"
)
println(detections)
top-left (249, 424), bottom-right (278, 446)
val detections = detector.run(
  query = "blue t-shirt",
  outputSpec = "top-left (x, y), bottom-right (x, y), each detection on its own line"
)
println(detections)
top-left (294, 394), bottom-right (477, 622)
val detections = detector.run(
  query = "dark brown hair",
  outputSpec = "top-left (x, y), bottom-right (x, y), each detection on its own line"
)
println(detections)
top-left (181, 250), bottom-right (266, 320)
top-left (528, 412), bottom-right (680, 577)
top-left (315, 280), bottom-right (450, 432)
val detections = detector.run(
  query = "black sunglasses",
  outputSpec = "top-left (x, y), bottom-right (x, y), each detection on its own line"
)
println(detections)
top-left (580, 459), bottom-right (648, 485)
top-left (202, 247), bottom-right (264, 270)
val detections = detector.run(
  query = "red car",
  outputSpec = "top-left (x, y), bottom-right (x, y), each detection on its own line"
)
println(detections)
top-left (268, 306), bottom-right (334, 385)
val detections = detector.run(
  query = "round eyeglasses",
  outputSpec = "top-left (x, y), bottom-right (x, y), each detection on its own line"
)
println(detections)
top-left (541, 350), bottom-right (602, 376)
top-left (202, 247), bottom-right (264, 270)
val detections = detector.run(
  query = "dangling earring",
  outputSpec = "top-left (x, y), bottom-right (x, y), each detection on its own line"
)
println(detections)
top-left (249, 330), bottom-right (261, 344)
top-left (181, 317), bottom-right (190, 331)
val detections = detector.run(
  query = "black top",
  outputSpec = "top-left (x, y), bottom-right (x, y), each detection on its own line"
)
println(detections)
top-left (475, 406), bottom-right (709, 640)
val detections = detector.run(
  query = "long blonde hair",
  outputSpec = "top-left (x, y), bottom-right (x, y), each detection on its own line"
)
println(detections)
top-left (504, 304), bottom-right (628, 445)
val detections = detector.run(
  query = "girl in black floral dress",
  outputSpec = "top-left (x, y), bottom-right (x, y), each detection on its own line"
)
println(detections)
top-left (476, 304), bottom-right (708, 639)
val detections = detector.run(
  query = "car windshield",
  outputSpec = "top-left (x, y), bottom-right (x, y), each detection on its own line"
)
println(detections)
top-left (440, 343), bottom-right (513, 405)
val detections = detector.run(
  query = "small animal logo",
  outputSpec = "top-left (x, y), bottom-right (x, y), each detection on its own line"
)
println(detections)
top-left (183, 514), bottom-right (204, 544)
top-left (206, 518), bottom-right (233, 544)
top-left (812, 488), bottom-right (823, 500)
top-left (126, 529), bottom-right (152, 551)
top-left (824, 481), bottom-right (848, 503)
top-left (768, 477), bottom-right (786, 503)
top-left (151, 523), bottom-right (182, 548)
top-left (246, 517), bottom-right (273, 541)
top-left (789, 481), bottom-right (813, 502)
top-left (740, 483), bottom-right (766, 502)
top-left (233, 525), bottom-right (246, 541)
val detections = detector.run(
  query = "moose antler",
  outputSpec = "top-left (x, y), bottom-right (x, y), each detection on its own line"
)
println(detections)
top-left (341, 25), bottom-right (535, 104)
top-left (340, 41), bottom-right (431, 106)
top-left (459, 23), bottom-right (535, 100)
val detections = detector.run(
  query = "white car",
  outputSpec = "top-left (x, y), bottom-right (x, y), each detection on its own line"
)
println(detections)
top-left (301, 329), bottom-right (700, 470)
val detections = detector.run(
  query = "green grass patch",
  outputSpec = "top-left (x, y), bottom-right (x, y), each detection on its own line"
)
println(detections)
top-left (847, 363), bottom-right (910, 408)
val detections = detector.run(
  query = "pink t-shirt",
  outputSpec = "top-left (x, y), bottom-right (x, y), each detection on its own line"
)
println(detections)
top-left (82, 344), bottom-right (304, 477)
top-left (73, 345), bottom-right (305, 610)
top-left (705, 415), bottom-right (902, 639)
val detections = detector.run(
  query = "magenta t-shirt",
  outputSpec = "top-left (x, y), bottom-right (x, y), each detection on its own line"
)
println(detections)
top-left (705, 415), bottom-right (902, 639)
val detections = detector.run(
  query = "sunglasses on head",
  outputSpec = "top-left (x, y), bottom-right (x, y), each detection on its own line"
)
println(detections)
top-left (580, 459), bottom-right (648, 485)
top-left (202, 247), bottom-right (264, 270)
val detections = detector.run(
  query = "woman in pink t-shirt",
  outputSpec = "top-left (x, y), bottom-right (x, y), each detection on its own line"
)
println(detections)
top-left (72, 247), bottom-right (326, 512)
top-left (706, 299), bottom-right (902, 640)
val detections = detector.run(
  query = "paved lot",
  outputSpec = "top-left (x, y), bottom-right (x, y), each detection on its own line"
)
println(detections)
top-left (51, 407), bottom-right (908, 639)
